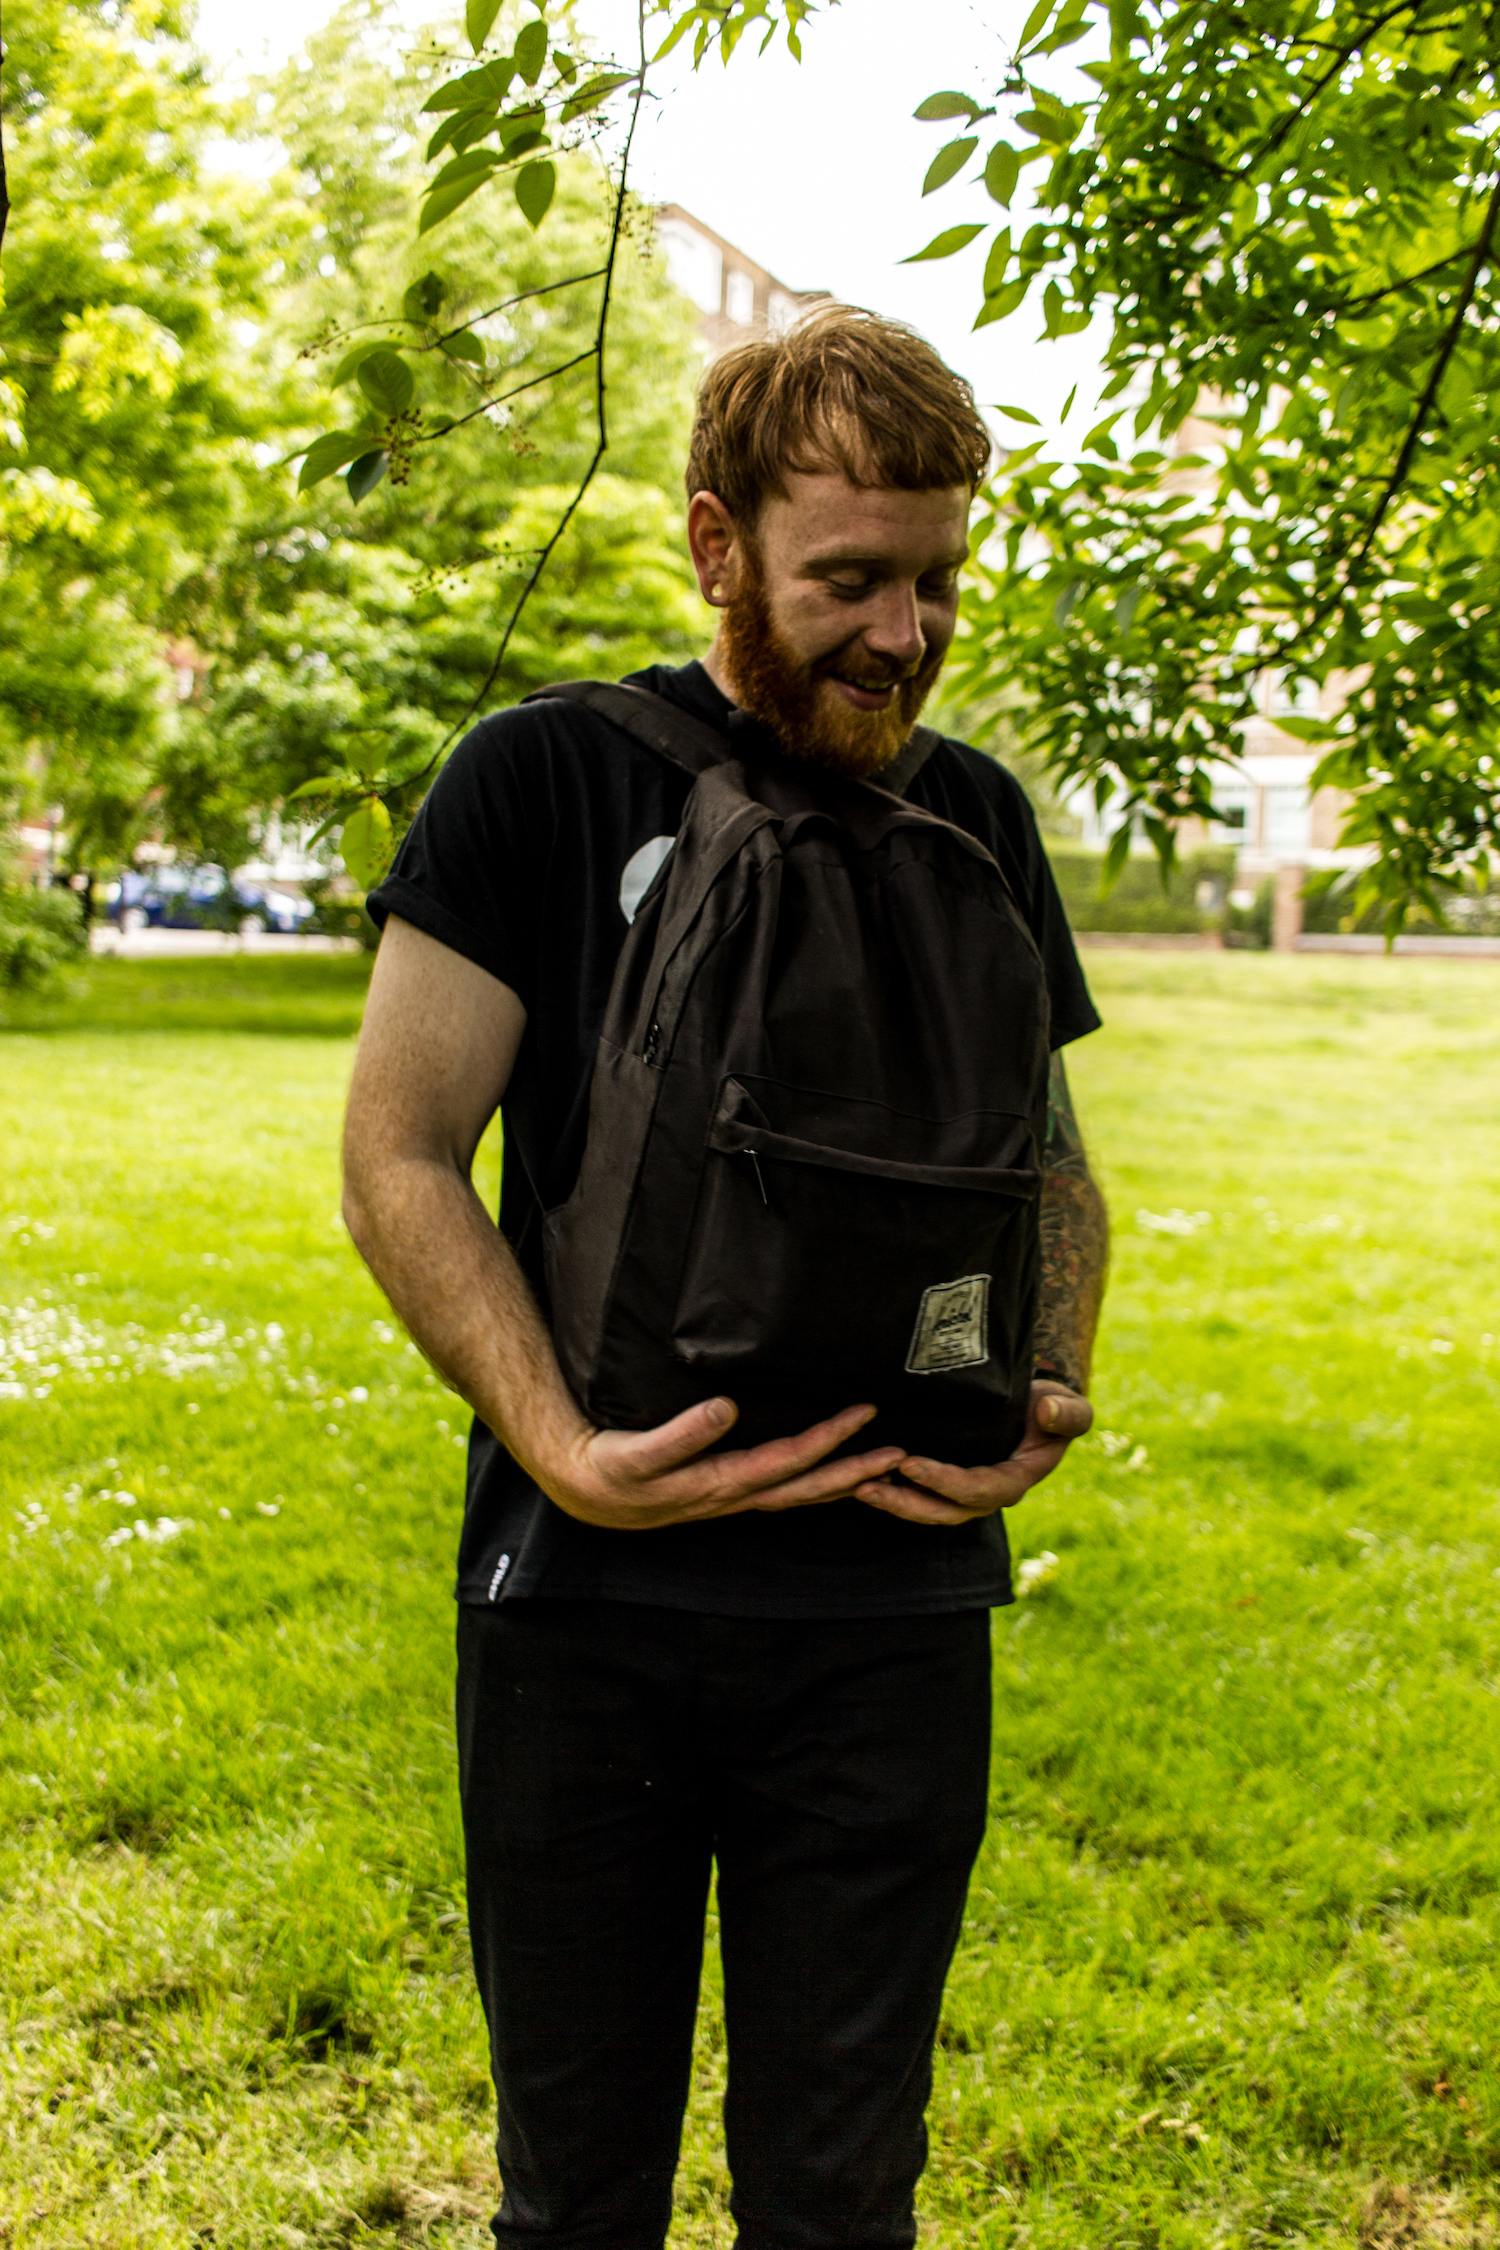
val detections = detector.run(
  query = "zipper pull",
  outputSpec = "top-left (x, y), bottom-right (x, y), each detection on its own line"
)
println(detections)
top-left (642, 1020), bottom-right (662, 1065)
top-left (747, 1148), bottom-right (768, 1205)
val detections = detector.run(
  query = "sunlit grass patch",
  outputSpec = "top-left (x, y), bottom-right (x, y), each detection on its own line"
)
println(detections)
top-left (3, 950), bottom-right (1500, 2246)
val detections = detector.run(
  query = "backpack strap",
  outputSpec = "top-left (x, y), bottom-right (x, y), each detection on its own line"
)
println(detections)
top-left (521, 679), bottom-right (729, 777)
top-left (877, 723), bottom-right (941, 800)
top-left (524, 679), bottom-right (943, 800)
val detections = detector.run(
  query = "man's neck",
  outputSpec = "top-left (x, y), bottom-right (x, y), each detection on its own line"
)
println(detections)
top-left (700, 637), bottom-right (739, 706)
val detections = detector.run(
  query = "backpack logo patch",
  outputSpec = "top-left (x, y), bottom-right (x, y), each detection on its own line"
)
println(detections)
top-left (906, 1275), bottom-right (990, 1375)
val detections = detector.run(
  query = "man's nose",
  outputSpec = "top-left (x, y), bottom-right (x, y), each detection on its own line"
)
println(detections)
top-left (861, 584), bottom-right (926, 668)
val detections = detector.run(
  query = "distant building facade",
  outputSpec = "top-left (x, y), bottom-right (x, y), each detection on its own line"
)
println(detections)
top-left (655, 204), bottom-right (829, 352)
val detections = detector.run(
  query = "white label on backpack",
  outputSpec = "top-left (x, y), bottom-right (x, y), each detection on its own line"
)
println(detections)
top-left (619, 835), bottom-right (675, 925)
top-left (906, 1275), bottom-right (990, 1375)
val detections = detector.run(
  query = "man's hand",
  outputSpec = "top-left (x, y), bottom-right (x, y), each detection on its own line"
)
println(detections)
top-left (851, 1381), bottom-right (1094, 1527)
top-left (543, 1396), bottom-right (906, 1531)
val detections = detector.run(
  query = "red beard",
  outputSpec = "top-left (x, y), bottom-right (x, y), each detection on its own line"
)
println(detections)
top-left (717, 546), bottom-right (944, 780)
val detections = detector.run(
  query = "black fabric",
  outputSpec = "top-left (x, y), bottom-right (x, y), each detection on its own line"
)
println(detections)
top-left (455, 1596), bottom-right (992, 2250)
top-left (536, 696), bottom-right (1052, 1467)
top-left (368, 660), bottom-right (1100, 1618)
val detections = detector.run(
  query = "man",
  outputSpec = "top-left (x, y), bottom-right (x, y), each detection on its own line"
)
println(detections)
top-left (344, 305), bottom-right (1107, 2249)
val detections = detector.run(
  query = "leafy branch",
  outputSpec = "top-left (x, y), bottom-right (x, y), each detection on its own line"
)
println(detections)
top-left (290, 1), bottom-right (653, 886)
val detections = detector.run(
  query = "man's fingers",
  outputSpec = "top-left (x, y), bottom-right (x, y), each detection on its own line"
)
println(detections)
top-left (853, 1477), bottom-right (972, 1525)
top-left (1035, 1390), bottom-right (1094, 1440)
top-left (601, 1400), bottom-right (887, 1502)
top-left (608, 1394), bottom-right (740, 1479)
top-left (744, 1443), bottom-right (909, 1512)
top-left (695, 1403), bottom-right (887, 1501)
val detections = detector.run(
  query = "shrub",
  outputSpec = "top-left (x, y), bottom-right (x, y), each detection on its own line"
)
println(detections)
top-left (0, 880), bottom-right (88, 989)
top-left (1045, 845), bottom-right (1237, 935)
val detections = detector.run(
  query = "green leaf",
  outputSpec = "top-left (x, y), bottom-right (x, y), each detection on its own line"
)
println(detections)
top-left (286, 770), bottom-right (365, 801)
top-left (514, 159), bottom-right (556, 229)
top-left (513, 18), bottom-right (548, 83)
top-left (1100, 817), bottom-right (1134, 896)
top-left (1112, 581), bottom-right (1142, 636)
top-left (560, 69), bottom-right (635, 121)
top-left (1275, 714), bottom-right (1338, 743)
top-left (429, 145), bottom-right (504, 192)
top-left (340, 798), bottom-right (394, 889)
top-left (993, 403), bottom-right (1041, 424)
top-left (499, 103), bottom-right (546, 148)
top-left (346, 451), bottom-right (388, 504)
top-left (419, 170), bottom-right (496, 236)
top-left (355, 350), bottom-right (415, 418)
top-left (402, 271), bottom-right (446, 324)
top-left (974, 277), bottom-right (1028, 328)
top-left (982, 227), bottom-right (1012, 296)
top-left (923, 137), bottom-right (978, 195)
top-left (420, 60), bottom-right (514, 111)
top-left (1017, 0), bottom-right (1055, 48)
top-left (913, 90), bottom-right (984, 123)
top-left (296, 430), bottom-right (374, 492)
top-left (984, 141), bottom-right (1020, 207)
top-left (1053, 577), bottom-right (1083, 626)
top-left (329, 340), bottom-right (395, 389)
top-left (426, 106), bottom-right (499, 163)
top-left (465, 0), bottom-right (501, 52)
top-left (438, 329), bottom-right (487, 366)
top-left (901, 223), bottom-right (985, 264)
top-left (1061, 383), bottom-right (1077, 423)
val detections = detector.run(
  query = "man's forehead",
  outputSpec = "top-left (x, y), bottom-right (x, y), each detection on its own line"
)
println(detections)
top-left (761, 472), bottom-right (971, 562)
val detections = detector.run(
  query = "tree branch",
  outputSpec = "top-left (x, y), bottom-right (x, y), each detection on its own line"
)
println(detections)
top-left (1, 0), bottom-right (10, 260)
top-left (410, 0), bottom-right (651, 775)
top-left (414, 348), bottom-right (597, 441)
top-left (1349, 168), bottom-right (1500, 565)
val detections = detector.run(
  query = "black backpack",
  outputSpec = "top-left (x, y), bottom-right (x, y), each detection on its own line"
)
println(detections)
top-left (523, 680), bottom-right (1052, 1468)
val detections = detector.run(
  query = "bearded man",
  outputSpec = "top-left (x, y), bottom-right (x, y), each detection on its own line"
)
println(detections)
top-left (345, 305), bottom-right (1107, 2250)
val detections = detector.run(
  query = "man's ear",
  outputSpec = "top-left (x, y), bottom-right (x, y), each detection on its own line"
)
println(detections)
top-left (687, 491), bottom-right (740, 608)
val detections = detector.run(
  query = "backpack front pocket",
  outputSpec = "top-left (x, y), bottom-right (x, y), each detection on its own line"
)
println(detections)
top-left (670, 1076), bottom-right (1039, 1453)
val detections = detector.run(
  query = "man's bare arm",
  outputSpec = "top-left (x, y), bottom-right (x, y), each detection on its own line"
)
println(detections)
top-left (1031, 1050), bottom-right (1109, 1395)
top-left (342, 916), bottom-right (903, 1531)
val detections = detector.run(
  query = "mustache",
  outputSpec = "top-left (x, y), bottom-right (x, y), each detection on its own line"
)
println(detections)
top-left (820, 658), bottom-right (926, 690)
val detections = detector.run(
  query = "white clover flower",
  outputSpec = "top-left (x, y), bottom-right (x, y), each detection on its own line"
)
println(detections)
top-left (1016, 1552), bottom-right (1059, 1596)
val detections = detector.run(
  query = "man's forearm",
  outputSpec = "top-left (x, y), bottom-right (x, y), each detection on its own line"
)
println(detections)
top-left (342, 1155), bottom-right (582, 1479)
top-left (1032, 1053), bottom-right (1109, 1393)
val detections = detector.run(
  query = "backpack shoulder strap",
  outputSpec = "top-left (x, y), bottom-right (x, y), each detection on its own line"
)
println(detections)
top-left (522, 679), bottom-right (729, 778)
top-left (876, 723), bottom-right (942, 800)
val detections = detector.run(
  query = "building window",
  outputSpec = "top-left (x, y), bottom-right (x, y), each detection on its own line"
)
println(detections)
top-left (1263, 784), bottom-right (1311, 853)
top-left (658, 218), bottom-right (723, 314)
top-left (767, 289), bottom-right (797, 335)
top-left (724, 268), bottom-right (755, 326)
top-left (1210, 786), bottom-right (1253, 835)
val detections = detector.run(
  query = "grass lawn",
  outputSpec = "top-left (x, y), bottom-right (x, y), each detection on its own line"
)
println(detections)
top-left (3, 947), bottom-right (1499, 2248)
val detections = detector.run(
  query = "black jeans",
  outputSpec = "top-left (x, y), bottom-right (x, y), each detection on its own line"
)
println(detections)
top-left (455, 1598), bottom-right (992, 2250)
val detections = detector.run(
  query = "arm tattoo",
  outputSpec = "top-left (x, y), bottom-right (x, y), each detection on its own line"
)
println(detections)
top-left (1033, 1051), bottom-right (1109, 1395)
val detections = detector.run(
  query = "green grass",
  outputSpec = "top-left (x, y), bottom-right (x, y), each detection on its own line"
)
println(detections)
top-left (3, 950), bottom-right (1499, 2248)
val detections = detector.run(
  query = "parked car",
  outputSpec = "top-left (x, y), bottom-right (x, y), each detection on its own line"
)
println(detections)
top-left (110, 866), bottom-right (315, 935)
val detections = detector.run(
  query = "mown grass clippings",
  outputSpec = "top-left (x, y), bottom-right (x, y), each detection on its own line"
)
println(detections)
top-left (3, 950), bottom-right (1500, 2246)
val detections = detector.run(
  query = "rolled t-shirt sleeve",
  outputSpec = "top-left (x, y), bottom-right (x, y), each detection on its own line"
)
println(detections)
top-left (366, 713), bottom-right (542, 1006)
top-left (1012, 793), bottom-right (1101, 1052)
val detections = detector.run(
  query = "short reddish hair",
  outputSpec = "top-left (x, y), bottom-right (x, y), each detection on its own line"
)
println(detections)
top-left (686, 302), bottom-right (992, 524)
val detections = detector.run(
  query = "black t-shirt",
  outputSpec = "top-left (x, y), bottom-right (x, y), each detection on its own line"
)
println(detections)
top-left (368, 660), bottom-right (1100, 1618)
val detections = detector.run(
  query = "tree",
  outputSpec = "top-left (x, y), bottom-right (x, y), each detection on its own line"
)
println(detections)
top-left (903, 0), bottom-right (1500, 924)
top-left (372, 0), bottom-right (1498, 927)
top-left (0, 0), bottom-right (296, 863)
top-left (175, 0), bottom-right (702, 878)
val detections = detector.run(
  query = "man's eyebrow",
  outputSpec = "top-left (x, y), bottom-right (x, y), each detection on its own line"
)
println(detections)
top-left (802, 545), bottom-right (970, 572)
